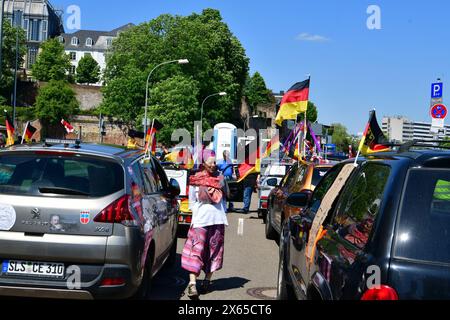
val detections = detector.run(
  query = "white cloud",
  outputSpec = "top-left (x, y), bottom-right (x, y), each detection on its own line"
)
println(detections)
top-left (296, 33), bottom-right (330, 42)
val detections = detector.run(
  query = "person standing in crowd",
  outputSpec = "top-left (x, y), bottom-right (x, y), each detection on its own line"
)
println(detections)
top-left (181, 152), bottom-right (229, 300)
top-left (217, 150), bottom-right (234, 213)
top-left (236, 172), bottom-right (259, 214)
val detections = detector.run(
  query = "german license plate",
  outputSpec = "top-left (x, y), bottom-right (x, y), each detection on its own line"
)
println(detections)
top-left (2, 260), bottom-right (65, 278)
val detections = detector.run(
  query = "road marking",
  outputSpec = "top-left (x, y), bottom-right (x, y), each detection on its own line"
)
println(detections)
top-left (238, 218), bottom-right (244, 236)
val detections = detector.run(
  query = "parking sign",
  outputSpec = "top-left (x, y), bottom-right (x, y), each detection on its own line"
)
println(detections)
top-left (432, 82), bottom-right (443, 99)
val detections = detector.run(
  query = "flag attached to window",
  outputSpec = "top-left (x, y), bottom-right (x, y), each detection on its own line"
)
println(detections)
top-left (23, 122), bottom-right (37, 143)
top-left (145, 119), bottom-right (164, 155)
top-left (61, 119), bottom-right (74, 134)
top-left (358, 111), bottom-right (390, 155)
top-left (4, 111), bottom-right (15, 147)
top-left (275, 79), bottom-right (310, 127)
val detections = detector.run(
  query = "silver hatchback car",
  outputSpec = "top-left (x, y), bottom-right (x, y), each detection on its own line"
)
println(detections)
top-left (0, 139), bottom-right (180, 299)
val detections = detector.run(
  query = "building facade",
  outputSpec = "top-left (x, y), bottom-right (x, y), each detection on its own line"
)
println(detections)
top-left (3, 0), bottom-right (64, 70)
top-left (382, 116), bottom-right (450, 143)
top-left (60, 24), bottom-right (133, 86)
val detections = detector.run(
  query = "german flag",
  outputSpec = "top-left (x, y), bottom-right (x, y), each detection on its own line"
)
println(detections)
top-left (237, 140), bottom-right (261, 183)
top-left (262, 132), bottom-right (281, 159)
top-left (358, 111), bottom-right (390, 155)
top-left (23, 122), bottom-right (37, 143)
top-left (275, 79), bottom-right (310, 127)
top-left (4, 111), bottom-right (15, 147)
top-left (144, 119), bottom-right (164, 155)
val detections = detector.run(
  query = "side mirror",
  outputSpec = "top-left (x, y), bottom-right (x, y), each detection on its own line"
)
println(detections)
top-left (266, 178), bottom-right (278, 187)
top-left (286, 192), bottom-right (309, 208)
top-left (168, 178), bottom-right (181, 198)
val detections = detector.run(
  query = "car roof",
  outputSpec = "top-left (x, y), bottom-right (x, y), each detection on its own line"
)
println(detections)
top-left (1, 143), bottom-right (145, 163)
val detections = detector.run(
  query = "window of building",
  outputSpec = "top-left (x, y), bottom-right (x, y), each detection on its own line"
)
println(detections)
top-left (71, 37), bottom-right (79, 46)
top-left (70, 65), bottom-right (76, 75)
top-left (30, 19), bottom-right (41, 41)
top-left (86, 38), bottom-right (93, 46)
top-left (27, 48), bottom-right (38, 69)
top-left (106, 38), bottom-right (113, 47)
top-left (13, 10), bottom-right (22, 27)
top-left (42, 20), bottom-right (48, 41)
top-left (70, 52), bottom-right (77, 61)
top-left (58, 36), bottom-right (65, 44)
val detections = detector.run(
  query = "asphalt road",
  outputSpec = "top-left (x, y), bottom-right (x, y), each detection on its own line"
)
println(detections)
top-left (149, 193), bottom-right (280, 300)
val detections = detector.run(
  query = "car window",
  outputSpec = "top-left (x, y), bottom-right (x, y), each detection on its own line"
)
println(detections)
top-left (130, 162), bottom-right (146, 191)
top-left (284, 165), bottom-right (301, 189)
top-left (0, 154), bottom-right (124, 197)
top-left (152, 158), bottom-right (170, 191)
top-left (140, 160), bottom-right (158, 194)
top-left (309, 164), bottom-right (344, 215)
top-left (332, 164), bottom-right (391, 250)
top-left (290, 165), bottom-right (308, 193)
top-left (394, 169), bottom-right (450, 265)
top-left (312, 167), bottom-right (331, 187)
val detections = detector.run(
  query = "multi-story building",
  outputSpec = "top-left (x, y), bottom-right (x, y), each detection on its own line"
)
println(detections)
top-left (382, 116), bottom-right (450, 143)
top-left (3, 0), bottom-right (64, 70)
top-left (59, 23), bottom-right (134, 86)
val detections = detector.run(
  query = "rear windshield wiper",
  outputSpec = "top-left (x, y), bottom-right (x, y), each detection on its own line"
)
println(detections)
top-left (39, 187), bottom-right (90, 196)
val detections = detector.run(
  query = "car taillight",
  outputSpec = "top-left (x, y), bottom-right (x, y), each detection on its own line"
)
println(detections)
top-left (261, 196), bottom-right (268, 200)
top-left (361, 286), bottom-right (399, 300)
top-left (262, 202), bottom-right (268, 209)
top-left (101, 278), bottom-right (125, 287)
top-left (94, 195), bottom-right (134, 224)
top-left (185, 216), bottom-right (192, 224)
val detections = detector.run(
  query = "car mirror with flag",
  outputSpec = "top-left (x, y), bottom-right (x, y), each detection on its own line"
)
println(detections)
top-left (21, 121), bottom-right (38, 144)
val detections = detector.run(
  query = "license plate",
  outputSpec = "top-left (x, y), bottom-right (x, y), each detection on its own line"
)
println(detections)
top-left (2, 260), bottom-right (65, 278)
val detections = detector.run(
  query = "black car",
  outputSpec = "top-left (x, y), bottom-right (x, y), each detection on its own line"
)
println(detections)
top-left (278, 146), bottom-right (450, 300)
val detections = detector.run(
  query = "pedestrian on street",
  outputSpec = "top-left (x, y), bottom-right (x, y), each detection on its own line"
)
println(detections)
top-left (217, 150), bottom-right (234, 212)
top-left (181, 152), bottom-right (229, 300)
top-left (236, 172), bottom-right (259, 214)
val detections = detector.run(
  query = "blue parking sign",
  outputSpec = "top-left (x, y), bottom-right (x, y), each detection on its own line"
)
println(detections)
top-left (432, 82), bottom-right (443, 99)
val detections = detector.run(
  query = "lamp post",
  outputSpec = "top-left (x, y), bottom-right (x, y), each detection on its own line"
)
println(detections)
top-left (201, 92), bottom-right (227, 127)
top-left (12, 0), bottom-right (21, 126)
top-left (0, 0), bottom-right (5, 83)
top-left (144, 59), bottom-right (189, 141)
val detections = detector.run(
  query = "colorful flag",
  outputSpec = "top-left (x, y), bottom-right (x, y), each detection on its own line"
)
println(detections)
top-left (61, 119), bottom-right (74, 134)
top-left (4, 111), bottom-right (15, 147)
top-left (357, 111), bottom-right (390, 155)
top-left (23, 122), bottom-right (37, 143)
top-left (262, 132), bottom-right (281, 159)
top-left (145, 119), bottom-right (164, 155)
top-left (275, 79), bottom-right (310, 126)
top-left (237, 140), bottom-right (261, 183)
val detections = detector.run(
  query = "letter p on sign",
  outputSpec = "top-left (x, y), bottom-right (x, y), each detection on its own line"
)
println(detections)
top-left (432, 83), bottom-right (443, 99)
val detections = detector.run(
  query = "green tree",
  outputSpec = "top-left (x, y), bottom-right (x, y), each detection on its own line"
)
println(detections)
top-left (32, 38), bottom-right (71, 82)
top-left (244, 72), bottom-right (274, 112)
top-left (76, 54), bottom-right (101, 85)
top-left (34, 80), bottom-right (80, 138)
top-left (101, 8), bottom-right (249, 135)
top-left (330, 123), bottom-right (354, 152)
top-left (296, 101), bottom-right (319, 123)
top-left (0, 21), bottom-right (27, 101)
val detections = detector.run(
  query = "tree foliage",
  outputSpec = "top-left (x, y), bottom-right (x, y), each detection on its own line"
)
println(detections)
top-left (76, 54), bottom-right (101, 84)
top-left (34, 80), bottom-right (80, 137)
top-left (32, 38), bottom-right (71, 82)
top-left (0, 21), bottom-right (27, 100)
top-left (330, 123), bottom-right (357, 152)
top-left (101, 9), bottom-right (250, 135)
top-left (296, 101), bottom-right (319, 123)
top-left (244, 72), bottom-right (273, 111)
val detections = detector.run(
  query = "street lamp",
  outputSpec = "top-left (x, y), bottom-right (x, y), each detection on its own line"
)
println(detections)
top-left (0, 0), bottom-right (5, 82)
top-left (144, 59), bottom-right (189, 140)
top-left (201, 92), bottom-right (227, 126)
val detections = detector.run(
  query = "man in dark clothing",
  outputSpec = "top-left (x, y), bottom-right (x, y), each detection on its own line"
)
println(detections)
top-left (236, 172), bottom-right (259, 214)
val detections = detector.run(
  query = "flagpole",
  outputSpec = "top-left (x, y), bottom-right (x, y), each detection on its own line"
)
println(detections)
top-left (21, 121), bottom-right (29, 144)
top-left (354, 109), bottom-right (375, 166)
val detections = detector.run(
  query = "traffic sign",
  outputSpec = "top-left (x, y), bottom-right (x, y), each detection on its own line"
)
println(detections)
top-left (432, 82), bottom-right (443, 99)
top-left (431, 104), bottom-right (448, 119)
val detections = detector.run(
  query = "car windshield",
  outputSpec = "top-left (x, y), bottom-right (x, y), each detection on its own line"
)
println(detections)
top-left (312, 167), bottom-right (330, 186)
top-left (0, 153), bottom-right (124, 198)
top-left (395, 168), bottom-right (450, 265)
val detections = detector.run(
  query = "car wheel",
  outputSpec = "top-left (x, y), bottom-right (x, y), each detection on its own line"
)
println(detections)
top-left (265, 207), bottom-right (277, 240)
top-left (133, 251), bottom-right (154, 300)
top-left (277, 229), bottom-right (295, 300)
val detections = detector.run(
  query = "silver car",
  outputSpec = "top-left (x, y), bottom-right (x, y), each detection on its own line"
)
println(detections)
top-left (0, 140), bottom-right (180, 299)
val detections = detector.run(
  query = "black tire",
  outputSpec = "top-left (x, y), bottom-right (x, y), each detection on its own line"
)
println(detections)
top-left (277, 230), bottom-right (295, 300)
top-left (265, 207), bottom-right (277, 240)
top-left (133, 250), bottom-right (154, 300)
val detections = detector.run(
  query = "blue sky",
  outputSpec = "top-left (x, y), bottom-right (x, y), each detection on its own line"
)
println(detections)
top-left (53, 0), bottom-right (450, 134)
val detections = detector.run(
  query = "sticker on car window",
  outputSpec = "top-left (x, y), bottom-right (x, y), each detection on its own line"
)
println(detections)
top-left (0, 203), bottom-right (16, 231)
